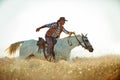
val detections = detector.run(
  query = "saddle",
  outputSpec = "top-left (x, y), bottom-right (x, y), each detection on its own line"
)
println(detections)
top-left (37, 37), bottom-right (47, 59)
top-left (37, 37), bottom-right (47, 49)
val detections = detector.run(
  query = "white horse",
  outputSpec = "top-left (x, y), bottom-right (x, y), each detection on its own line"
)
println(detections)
top-left (6, 34), bottom-right (93, 62)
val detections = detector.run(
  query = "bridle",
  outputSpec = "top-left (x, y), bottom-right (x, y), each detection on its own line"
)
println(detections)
top-left (74, 33), bottom-right (85, 47)
top-left (67, 33), bottom-right (86, 48)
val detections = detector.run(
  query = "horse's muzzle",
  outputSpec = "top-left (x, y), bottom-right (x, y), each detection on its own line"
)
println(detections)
top-left (87, 46), bottom-right (94, 52)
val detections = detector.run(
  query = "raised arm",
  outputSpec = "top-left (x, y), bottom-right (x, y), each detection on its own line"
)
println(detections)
top-left (36, 22), bottom-right (57, 32)
top-left (63, 27), bottom-right (74, 36)
top-left (36, 25), bottom-right (47, 32)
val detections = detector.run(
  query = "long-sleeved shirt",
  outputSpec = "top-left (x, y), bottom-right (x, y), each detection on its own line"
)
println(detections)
top-left (44, 22), bottom-right (70, 38)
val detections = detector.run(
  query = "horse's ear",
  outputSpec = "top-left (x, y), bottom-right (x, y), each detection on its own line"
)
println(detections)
top-left (39, 37), bottom-right (41, 39)
top-left (85, 34), bottom-right (88, 37)
top-left (81, 33), bottom-right (84, 37)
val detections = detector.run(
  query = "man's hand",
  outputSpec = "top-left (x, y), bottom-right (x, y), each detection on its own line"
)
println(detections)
top-left (69, 32), bottom-right (75, 36)
top-left (36, 26), bottom-right (46, 32)
top-left (71, 32), bottom-right (75, 34)
top-left (36, 28), bottom-right (40, 32)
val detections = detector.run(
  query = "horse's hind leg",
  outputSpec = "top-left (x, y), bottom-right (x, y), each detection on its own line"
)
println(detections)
top-left (17, 56), bottom-right (27, 60)
top-left (26, 54), bottom-right (35, 59)
top-left (18, 48), bottom-right (33, 60)
top-left (17, 54), bottom-right (30, 60)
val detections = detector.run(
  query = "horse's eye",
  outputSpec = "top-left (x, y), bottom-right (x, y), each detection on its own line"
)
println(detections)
top-left (84, 39), bottom-right (88, 42)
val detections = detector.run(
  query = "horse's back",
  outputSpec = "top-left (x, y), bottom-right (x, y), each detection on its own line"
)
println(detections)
top-left (23, 39), bottom-right (37, 45)
top-left (21, 39), bottom-right (38, 51)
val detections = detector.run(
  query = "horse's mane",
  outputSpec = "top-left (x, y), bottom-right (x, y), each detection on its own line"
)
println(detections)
top-left (59, 34), bottom-right (81, 41)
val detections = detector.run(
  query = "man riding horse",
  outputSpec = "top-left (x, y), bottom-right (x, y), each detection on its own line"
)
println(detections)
top-left (36, 17), bottom-right (74, 61)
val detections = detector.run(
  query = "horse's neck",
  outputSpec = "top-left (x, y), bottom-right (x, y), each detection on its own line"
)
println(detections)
top-left (68, 36), bottom-right (80, 49)
top-left (58, 35), bottom-right (81, 50)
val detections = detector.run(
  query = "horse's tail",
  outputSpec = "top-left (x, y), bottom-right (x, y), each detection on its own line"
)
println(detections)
top-left (5, 41), bottom-right (24, 55)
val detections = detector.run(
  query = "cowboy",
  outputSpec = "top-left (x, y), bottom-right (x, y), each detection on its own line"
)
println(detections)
top-left (36, 17), bottom-right (74, 61)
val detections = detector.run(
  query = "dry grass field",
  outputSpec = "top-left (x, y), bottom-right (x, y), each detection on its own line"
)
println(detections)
top-left (0, 55), bottom-right (120, 80)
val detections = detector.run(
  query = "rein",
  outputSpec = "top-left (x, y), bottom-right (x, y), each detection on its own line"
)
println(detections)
top-left (67, 36), bottom-right (72, 46)
top-left (67, 33), bottom-right (85, 47)
top-left (73, 33), bottom-right (85, 47)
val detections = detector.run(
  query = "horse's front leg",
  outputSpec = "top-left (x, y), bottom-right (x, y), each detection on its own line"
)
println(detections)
top-left (55, 54), bottom-right (61, 62)
top-left (66, 57), bottom-right (71, 62)
top-left (65, 53), bottom-right (71, 62)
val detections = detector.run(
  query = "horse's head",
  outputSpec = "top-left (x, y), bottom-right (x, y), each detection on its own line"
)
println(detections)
top-left (80, 34), bottom-right (94, 52)
top-left (71, 34), bottom-right (93, 52)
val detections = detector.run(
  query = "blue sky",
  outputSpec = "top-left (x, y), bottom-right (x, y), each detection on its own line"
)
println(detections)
top-left (0, 0), bottom-right (120, 57)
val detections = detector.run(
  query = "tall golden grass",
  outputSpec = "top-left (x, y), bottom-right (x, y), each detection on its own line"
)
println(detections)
top-left (0, 55), bottom-right (120, 80)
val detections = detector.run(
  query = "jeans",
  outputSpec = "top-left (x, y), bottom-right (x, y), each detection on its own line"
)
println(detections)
top-left (45, 35), bottom-right (57, 60)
